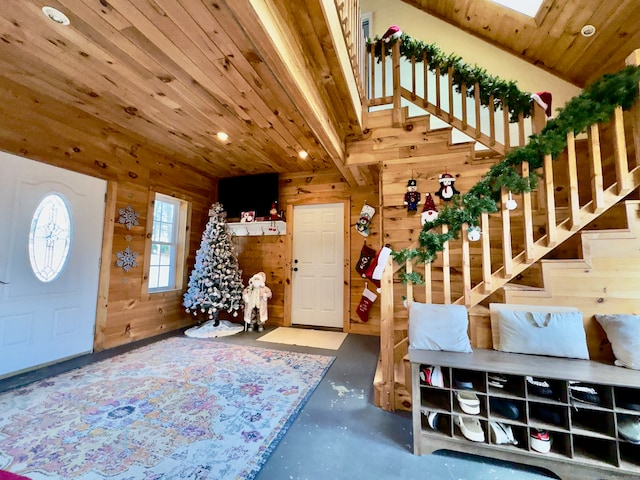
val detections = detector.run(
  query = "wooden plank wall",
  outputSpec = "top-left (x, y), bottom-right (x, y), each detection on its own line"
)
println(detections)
top-left (0, 86), bottom-right (218, 351)
top-left (232, 170), bottom-right (383, 334)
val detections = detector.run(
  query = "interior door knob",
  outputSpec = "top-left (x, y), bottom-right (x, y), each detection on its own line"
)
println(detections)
top-left (293, 267), bottom-right (298, 272)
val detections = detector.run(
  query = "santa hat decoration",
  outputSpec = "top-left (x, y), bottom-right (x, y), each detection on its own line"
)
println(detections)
top-left (381, 25), bottom-right (402, 43)
top-left (531, 91), bottom-right (553, 119)
top-left (421, 193), bottom-right (439, 225)
top-left (439, 172), bottom-right (455, 183)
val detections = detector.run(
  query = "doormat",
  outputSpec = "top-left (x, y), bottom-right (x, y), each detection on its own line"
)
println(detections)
top-left (257, 327), bottom-right (347, 350)
top-left (0, 337), bottom-right (334, 479)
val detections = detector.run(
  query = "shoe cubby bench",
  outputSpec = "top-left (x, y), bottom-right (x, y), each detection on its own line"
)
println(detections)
top-left (409, 347), bottom-right (640, 480)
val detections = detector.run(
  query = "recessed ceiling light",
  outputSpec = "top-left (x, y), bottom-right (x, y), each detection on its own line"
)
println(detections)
top-left (42, 6), bottom-right (70, 26)
top-left (581, 25), bottom-right (596, 37)
top-left (216, 132), bottom-right (229, 142)
top-left (298, 150), bottom-right (308, 159)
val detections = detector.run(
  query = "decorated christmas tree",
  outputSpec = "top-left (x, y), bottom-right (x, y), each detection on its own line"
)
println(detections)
top-left (183, 202), bottom-right (243, 326)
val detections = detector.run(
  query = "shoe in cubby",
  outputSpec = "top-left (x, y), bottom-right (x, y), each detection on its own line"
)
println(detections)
top-left (530, 429), bottom-right (551, 454)
top-left (489, 397), bottom-right (520, 420)
top-left (526, 376), bottom-right (555, 399)
top-left (489, 421), bottom-right (518, 446)
top-left (529, 403), bottom-right (567, 430)
top-left (569, 381), bottom-right (601, 406)
top-left (618, 414), bottom-right (640, 444)
top-left (420, 365), bottom-right (444, 388)
top-left (455, 390), bottom-right (480, 415)
top-left (454, 415), bottom-right (485, 442)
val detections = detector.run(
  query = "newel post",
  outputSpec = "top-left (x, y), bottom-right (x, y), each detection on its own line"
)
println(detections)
top-left (625, 49), bottom-right (640, 170)
top-left (391, 39), bottom-right (402, 127)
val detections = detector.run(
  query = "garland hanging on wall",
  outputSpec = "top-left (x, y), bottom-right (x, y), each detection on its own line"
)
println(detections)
top-left (393, 64), bottom-right (640, 284)
top-left (369, 33), bottom-right (533, 121)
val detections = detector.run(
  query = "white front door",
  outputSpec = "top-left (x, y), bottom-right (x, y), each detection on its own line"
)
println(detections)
top-left (291, 203), bottom-right (344, 329)
top-left (0, 152), bottom-right (106, 378)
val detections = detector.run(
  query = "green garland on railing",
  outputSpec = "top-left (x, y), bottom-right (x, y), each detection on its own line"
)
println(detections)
top-left (369, 33), bottom-right (533, 122)
top-left (393, 65), bottom-right (640, 284)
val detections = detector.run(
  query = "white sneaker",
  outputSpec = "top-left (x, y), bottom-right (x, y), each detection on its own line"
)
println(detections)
top-left (530, 429), bottom-right (552, 453)
top-left (455, 415), bottom-right (485, 442)
top-left (456, 390), bottom-right (480, 415)
top-left (427, 411), bottom-right (439, 430)
top-left (489, 421), bottom-right (518, 445)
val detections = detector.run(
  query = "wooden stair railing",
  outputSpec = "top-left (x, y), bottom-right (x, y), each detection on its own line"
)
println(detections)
top-left (365, 40), bottom-right (531, 155)
top-left (375, 54), bottom-right (640, 411)
top-left (333, 0), bottom-right (366, 100)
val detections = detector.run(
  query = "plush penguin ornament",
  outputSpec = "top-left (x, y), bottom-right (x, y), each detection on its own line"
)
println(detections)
top-left (435, 172), bottom-right (460, 202)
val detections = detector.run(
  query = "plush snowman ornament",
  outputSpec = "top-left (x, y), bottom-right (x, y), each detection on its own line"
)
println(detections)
top-left (468, 225), bottom-right (481, 242)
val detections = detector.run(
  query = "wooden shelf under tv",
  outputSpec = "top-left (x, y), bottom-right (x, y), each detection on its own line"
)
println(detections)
top-left (228, 220), bottom-right (286, 236)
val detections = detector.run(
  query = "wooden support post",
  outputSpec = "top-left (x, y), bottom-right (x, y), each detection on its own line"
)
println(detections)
top-left (612, 105), bottom-right (631, 195)
top-left (369, 43), bottom-right (376, 102)
top-left (502, 99), bottom-right (510, 153)
top-left (392, 41), bottom-right (402, 127)
top-left (501, 188), bottom-right (513, 279)
top-left (411, 56), bottom-right (416, 100)
top-left (461, 223), bottom-right (472, 307)
top-left (522, 161), bottom-right (534, 262)
top-left (488, 94), bottom-right (496, 146)
top-left (435, 65), bottom-right (442, 116)
top-left (424, 261), bottom-right (432, 304)
top-left (566, 131), bottom-right (581, 230)
top-left (380, 254), bottom-right (395, 411)
top-left (474, 82), bottom-right (481, 138)
top-left (441, 224), bottom-right (451, 304)
top-left (405, 259), bottom-right (414, 306)
top-left (422, 52), bottom-right (429, 109)
top-left (461, 82), bottom-right (468, 130)
top-left (448, 66), bottom-right (454, 123)
top-left (481, 212), bottom-right (492, 293)
top-left (625, 50), bottom-right (640, 170)
top-left (544, 154), bottom-right (557, 247)
top-left (518, 112), bottom-right (525, 147)
top-left (588, 124), bottom-right (605, 213)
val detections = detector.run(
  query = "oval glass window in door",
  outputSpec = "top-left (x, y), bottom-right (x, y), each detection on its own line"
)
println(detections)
top-left (28, 193), bottom-right (72, 282)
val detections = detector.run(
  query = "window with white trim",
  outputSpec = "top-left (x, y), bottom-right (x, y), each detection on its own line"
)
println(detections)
top-left (148, 193), bottom-right (188, 292)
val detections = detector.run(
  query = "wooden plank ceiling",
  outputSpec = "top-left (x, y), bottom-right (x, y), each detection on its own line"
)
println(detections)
top-left (401, 0), bottom-right (640, 88)
top-left (0, 0), bottom-right (362, 181)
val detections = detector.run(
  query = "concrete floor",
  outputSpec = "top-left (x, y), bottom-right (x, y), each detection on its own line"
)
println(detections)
top-left (1, 329), bottom-right (560, 480)
top-left (219, 330), bottom-right (559, 480)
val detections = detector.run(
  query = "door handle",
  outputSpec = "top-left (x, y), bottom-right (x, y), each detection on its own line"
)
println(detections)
top-left (293, 267), bottom-right (298, 272)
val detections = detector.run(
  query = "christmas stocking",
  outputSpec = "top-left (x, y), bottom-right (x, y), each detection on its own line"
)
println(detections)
top-left (356, 203), bottom-right (375, 237)
top-left (364, 245), bottom-right (393, 292)
top-left (356, 283), bottom-right (377, 322)
top-left (356, 242), bottom-right (377, 277)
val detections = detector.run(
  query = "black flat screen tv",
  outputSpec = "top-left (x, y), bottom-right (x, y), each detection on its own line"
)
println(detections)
top-left (217, 173), bottom-right (279, 221)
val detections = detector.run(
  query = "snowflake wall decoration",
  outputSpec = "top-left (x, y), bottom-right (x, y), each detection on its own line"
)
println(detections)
top-left (118, 205), bottom-right (140, 230)
top-left (116, 246), bottom-right (138, 272)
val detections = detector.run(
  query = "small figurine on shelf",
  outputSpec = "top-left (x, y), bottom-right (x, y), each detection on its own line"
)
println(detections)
top-left (269, 201), bottom-right (279, 231)
top-left (242, 272), bottom-right (272, 332)
top-left (404, 179), bottom-right (421, 212)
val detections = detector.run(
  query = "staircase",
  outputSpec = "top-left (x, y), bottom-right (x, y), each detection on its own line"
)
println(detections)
top-left (364, 41), bottom-right (640, 411)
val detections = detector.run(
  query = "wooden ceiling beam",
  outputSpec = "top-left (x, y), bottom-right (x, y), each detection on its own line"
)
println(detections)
top-left (224, 0), bottom-right (359, 186)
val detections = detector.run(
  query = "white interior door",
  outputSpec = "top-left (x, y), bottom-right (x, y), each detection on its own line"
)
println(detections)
top-left (0, 152), bottom-right (106, 378)
top-left (291, 203), bottom-right (344, 329)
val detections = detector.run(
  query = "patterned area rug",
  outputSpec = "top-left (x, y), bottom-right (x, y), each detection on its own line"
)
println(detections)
top-left (0, 337), bottom-right (334, 479)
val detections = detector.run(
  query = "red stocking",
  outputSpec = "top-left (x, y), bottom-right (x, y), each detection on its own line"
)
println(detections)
top-left (356, 284), bottom-right (377, 322)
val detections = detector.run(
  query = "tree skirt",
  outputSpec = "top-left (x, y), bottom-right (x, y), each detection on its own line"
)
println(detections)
top-left (0, 337), bottom-right (334, 479)
top-left (184, 319), bottom-right (244, 338)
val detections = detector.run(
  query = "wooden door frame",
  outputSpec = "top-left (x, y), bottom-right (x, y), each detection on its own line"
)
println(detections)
top-left (284, 198), bottom-right (350, 330)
